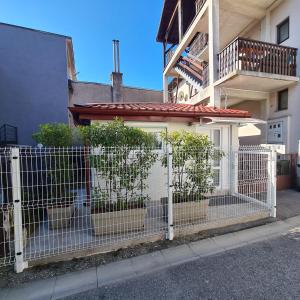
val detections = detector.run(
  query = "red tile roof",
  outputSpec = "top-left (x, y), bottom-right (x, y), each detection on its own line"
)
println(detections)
top-left (70, 103), bottom-right (250, 118)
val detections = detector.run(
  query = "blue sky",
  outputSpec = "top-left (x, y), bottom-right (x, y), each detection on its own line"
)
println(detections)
top-left (0, 0), bottom-right (164, 90)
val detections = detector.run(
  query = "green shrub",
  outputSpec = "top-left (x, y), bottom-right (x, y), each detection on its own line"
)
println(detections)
top-left (83, 119), bottom-right (158, 212)
top-left (32, 123), bottom-right (73, 147)
top-left (32, 123), bottom-right (76, 205)
top-left (79, 118), bottom-right (156, 148)
top-left (161, 130), bottom-right (224, 201)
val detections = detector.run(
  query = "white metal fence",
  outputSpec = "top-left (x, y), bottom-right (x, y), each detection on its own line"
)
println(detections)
top-left (0, 145), bottom-right (276, 272)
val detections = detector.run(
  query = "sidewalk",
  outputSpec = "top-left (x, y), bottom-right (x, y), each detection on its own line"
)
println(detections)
top-left (1, 215), bottom-right (300, 300)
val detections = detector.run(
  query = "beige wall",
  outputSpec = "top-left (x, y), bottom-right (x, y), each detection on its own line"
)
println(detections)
top-left (122, 87), bottom-right (163, 103)
top-left (69, 81), bottom-right (163, 107)
top-left (231, 100), bottom-right (267, 145)
top-left (70, 81), bottom-right (112, 106)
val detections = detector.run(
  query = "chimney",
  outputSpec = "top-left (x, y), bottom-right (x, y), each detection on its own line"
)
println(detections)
top-left (111, 40), bottom-right (123, 103)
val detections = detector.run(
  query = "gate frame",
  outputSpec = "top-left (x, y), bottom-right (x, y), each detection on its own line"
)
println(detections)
top-left (231, 148), bottom-right (277, 218)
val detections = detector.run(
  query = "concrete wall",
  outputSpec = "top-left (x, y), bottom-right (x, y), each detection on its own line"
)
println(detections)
top-left (0, 23), bottom-right (70, 145)
top-left (69, 81), bottom-right (163, 107)
top-left (122, 86), bottom-right (163, 103)
top-left (231, 100), bottom-right (267, 146)
top-left (69, 82), bottom-right (112, 105)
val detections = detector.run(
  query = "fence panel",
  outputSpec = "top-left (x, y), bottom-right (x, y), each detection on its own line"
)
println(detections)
top-left (170, 146), bottom-right (274, 234)
top-left (0, 145), bottom-right (276, 271)
top-left (18, 147), bottom-right (167, 263)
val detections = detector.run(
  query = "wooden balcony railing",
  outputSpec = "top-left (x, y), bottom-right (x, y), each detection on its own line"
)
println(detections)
top-left (195, 0), bottom-right (207, 15)
top-left (164, 44), bottom-right (177, 68)
top-left (189, 32), bottom-right (208, 57)
top-left (219, 37), bottom-right (298, 79)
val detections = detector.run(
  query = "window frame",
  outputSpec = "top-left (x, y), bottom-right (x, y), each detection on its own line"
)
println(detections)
top-left (277, 17), bottom-right (289, 44)
top-left (277, 89), bottom-right (289, 111)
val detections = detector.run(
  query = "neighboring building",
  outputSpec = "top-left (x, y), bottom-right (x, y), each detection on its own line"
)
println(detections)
top-left (0, 25), bottom-right (162, 145)
top-left (157, 0), bottom-right (299, 153)
top-left (69, 40), bottom-right (163, 112)
top-left (0, 22), bottom-right (76, 145)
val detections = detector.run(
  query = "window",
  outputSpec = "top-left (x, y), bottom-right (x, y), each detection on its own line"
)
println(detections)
top-left (277, 17), bottom-right (289, 44)
top-left (278, 89), bottom-right (288, 111)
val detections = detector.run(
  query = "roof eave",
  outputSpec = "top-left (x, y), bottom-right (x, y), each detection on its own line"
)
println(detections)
top-left (68, 107), bottom-right (251, 119)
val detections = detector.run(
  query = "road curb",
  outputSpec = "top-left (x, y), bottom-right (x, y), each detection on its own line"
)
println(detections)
top-left (3, 215), bottom-right (300, 300)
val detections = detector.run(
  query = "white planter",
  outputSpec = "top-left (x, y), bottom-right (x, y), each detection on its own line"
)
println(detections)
top-left (47, 205), bottom-right (75, 230)
top-left (161, 198), bottom-right (209, 225)
top-left (91, 208), bottom-right (147, 235)
top-left (173, 199), bottom-right (209, 224)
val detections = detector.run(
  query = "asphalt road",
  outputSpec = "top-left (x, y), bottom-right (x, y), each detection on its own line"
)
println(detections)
top-left (64, 230), bottom-right (300, 300)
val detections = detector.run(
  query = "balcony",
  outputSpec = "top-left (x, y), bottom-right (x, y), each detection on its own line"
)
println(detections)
top-left (217, 37), bottom-right (298, 92)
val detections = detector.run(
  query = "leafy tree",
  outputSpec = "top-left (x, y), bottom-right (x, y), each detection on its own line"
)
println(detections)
top-left (161, 130), bottom-right (224, 201)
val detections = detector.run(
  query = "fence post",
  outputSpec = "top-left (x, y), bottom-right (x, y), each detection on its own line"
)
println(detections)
top-left (230, 151), bottom-right (238, 195)
top-left (271, 150), bottom-right (277, 218)
top-left (11, 148), bottom-right (27, 273)
top-left (167, 144), bottom-right (174, 240)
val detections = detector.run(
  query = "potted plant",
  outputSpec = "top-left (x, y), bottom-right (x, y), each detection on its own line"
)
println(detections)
top-left (81, 119), bottom-right (157, 235)
top-left (33, 123), bottom-right (77, 230)
top-left (161, 130), bottom-right (224, 225)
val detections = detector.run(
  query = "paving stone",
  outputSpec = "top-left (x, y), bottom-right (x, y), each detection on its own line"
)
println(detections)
top-left (52, 267), bottom-right (97, 299)
top-left (5, 277), bottom-right (56, 300)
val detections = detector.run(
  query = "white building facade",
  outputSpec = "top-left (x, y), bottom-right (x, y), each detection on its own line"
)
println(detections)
top-left (157, 0), bottom-right (299, 153)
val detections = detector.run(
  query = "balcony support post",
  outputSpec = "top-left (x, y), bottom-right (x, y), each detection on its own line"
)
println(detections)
top-left (208, 0), bottom-right (220, 107)
top-left (163, 75), bottom-right (169, 103)
top-left (178, 0), bottom-right (183, 43)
